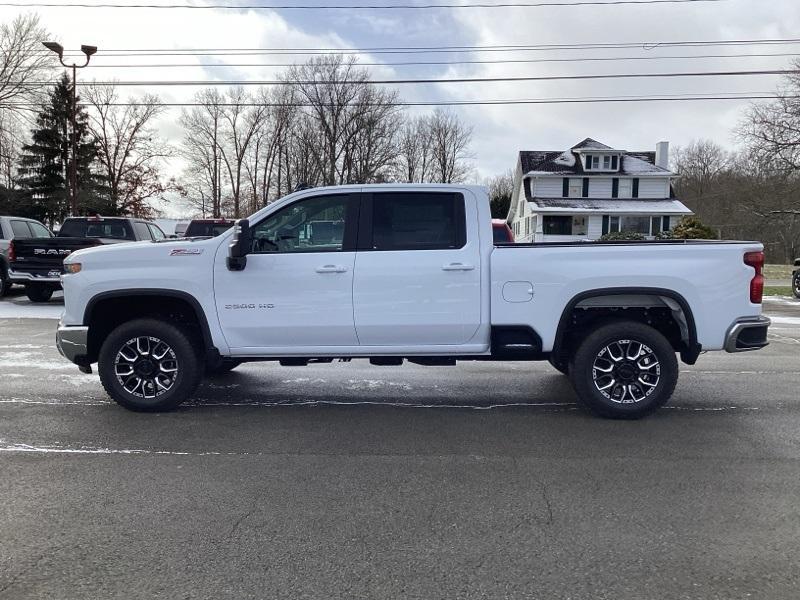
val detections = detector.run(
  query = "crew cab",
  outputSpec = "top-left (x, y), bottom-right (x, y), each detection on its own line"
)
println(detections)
top-left (56, 185), bottom-right (770, 418)
top-left (9, 216), bottom-right (165, 302)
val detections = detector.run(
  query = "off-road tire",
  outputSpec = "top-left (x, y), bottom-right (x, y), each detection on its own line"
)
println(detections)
top-left (0, 265), bottom-right (10, 297)
top-left (25, 285), bottom-right (53, 303)
top-left (569, 320), bottom-right (678, 419)
top-left (793, 272), bottom-right (800, 299)
top-left (98, 318), bottom-right (203, 412)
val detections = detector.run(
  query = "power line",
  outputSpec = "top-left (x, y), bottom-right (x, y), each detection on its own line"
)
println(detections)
top-left (1, 92), bottom-right (787, 108)
top-left (0, 0), bottom-right (729, 10)
top-left (50, 37), bottom-right (800, 57)
top-left (18, 68), bottom-right (795, 87)
top-left (80, 52), bottom-right (800, 68)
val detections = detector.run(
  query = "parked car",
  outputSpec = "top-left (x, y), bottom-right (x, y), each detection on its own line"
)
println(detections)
top-left (492, 219), bottom-right (515, 243)
top-left (182, 218), bottom-right (235, 238)
top-left (9, 216), bottom-right (165, 303)
top-left (793, 258), bottom-right (800, 299)
top-left (0, 216), bottom-right (53, 296)
top-left (56, 184), bottom-right (769, 418)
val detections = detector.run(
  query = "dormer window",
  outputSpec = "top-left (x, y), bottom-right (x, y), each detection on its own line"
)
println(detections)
top-left (585, 154), bottom-right (620, 171)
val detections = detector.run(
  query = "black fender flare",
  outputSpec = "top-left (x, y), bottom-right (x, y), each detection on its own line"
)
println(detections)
top-left (552, 287), bottom-right (701, 364)
top-left (83, 288), bottom-right (216, 353)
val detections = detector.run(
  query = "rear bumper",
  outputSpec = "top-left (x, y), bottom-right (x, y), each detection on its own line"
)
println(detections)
top-left (8, 268), bottom-right (62, 285)
top-left (56, 323), bottom-right (89, 364)
top-left (724, 316), bottom-right (770, 353)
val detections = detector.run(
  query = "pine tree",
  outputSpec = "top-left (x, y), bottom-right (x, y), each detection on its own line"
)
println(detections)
top-left (17, 73), bottom-right (108, 223)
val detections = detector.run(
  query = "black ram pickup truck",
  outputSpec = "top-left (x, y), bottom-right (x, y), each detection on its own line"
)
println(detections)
top-left (9, 216), bottom-right (166, 302)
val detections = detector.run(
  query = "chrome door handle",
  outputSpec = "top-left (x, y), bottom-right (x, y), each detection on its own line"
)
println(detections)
top-left (442, 262), bottom-right (475, 271)
top-left (316, 265), bottom-right (348, 273)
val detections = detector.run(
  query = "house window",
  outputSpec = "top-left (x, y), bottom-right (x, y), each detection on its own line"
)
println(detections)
top-left (543, 215), bottom-right (573, 236)
top-left (568, 178), bottom-right (583, 198)
top-left (619, 216), bottom-right (651, 235)
top-left (572, 216), bottom-right (588, 236)
top-left (618, 179), bottom-right (632, 198)
top-left (603, 156), bottom-right (611, 169)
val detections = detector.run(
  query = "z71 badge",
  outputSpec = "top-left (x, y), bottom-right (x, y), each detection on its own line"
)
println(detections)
top-left (170, 248), bottom-right (204, 256)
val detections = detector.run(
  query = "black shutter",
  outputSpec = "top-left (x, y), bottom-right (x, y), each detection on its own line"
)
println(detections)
top-left (612, 178), bottom-right (619, 198)
top-left (602, 215), bottom-right (610, 235)
top-left (582, 178), bottom-right (589, 198)
top-left (632, 178), bottom-right (640, 198)
top-left (611, 155), bottom-right (618, 170)
top-left (562, 178), bottom-right (569, 197)
top-left (663, 216), bottom-right (670, 230)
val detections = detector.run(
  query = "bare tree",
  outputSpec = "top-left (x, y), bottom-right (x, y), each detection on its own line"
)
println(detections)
top-left (218, 87), bottom-right (267, 218)
top-left (286, 55), bottom-right (399, 186)
top-left (180, 89), bottom-right (226, 217)
top-left (394, 115), bottom-right (433, 183)
top-left (739, 61), bottom-right (800, 172)
top-left (85, 84), bottom-right (176, 217)
top-left (0, 14), bottom-right (53, 114)
top-left (427, 108), bottom-right (473, 183)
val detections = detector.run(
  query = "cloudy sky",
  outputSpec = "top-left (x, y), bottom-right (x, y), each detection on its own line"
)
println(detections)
top-left (3, 0), bottom-right (800, 215)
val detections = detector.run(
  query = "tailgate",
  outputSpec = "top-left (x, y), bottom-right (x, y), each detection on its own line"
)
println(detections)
top-left (11, 238), bottom-right (101, 276)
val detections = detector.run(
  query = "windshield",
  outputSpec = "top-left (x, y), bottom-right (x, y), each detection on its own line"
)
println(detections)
top-left (184, 222), bottom-right (233, 237)
top-left (57, 219), bottom-right (134, 240)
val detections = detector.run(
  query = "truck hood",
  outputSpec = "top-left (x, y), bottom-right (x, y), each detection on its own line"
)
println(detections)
top-left (65, 237), bottom-right (222, 265)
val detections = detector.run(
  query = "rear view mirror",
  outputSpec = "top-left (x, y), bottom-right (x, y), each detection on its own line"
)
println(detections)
top-left (227, 219), bottom-right (251, 271)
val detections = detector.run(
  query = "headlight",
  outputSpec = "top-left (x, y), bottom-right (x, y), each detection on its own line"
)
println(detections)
top-left (64, 263), bottom-right (82, 274)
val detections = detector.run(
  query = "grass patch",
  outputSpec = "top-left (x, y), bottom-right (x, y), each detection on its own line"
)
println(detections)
top-left (764, 264), bottom-right (795, 279)
top-left (764, 286), bottom-right (794, 297)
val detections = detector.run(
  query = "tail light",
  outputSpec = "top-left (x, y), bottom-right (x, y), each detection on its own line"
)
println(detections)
top-left (744, 251), bottom-right (764, 304)
top-left (7, 240), bottom-right (14, 262)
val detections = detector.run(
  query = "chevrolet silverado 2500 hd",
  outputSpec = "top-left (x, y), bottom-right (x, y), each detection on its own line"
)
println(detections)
top-left (56, 184), bottom-right (770, 418)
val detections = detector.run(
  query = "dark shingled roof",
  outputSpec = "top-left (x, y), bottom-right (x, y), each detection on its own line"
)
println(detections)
top-left (571, 138), bottom-right (613, 150)
top-left (518, 141), bottom-right (668, 177)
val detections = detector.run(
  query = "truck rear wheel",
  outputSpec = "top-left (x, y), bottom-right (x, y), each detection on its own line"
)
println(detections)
top-left (98, 318), bottom-right (203, 412)
top-left (569, 321), bottom-right (678, 419)
top-left (0, 266), bottom-right (10, 297)
top-left (25, 284), bottom-right (53, 303)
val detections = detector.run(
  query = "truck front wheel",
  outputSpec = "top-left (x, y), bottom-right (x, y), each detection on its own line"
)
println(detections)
top-left (98, 318), bottom-right (203, 412)
top-left (569, 321), bottom-right (678, 419)
top-left (25, 284), bottom-right (53, 303)
top-left (793, 272), bottom-right (800, 299)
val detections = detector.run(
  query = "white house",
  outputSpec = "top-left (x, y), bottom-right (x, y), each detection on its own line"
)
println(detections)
top-left (507, 138), bottom-right (692, 242)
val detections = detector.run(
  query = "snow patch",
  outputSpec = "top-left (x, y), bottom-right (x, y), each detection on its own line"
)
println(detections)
top-left (0, 302), bottom-right (63, 320)
top-left (553, 151), bottom-right (576, 167)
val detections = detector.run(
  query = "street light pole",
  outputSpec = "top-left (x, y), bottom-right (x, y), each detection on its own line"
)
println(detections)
top-left (42, 42), bottom-right (97, 217)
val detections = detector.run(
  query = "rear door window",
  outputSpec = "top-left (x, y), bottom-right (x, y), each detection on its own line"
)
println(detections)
top-left (367, 192), bottom-right (465, 251)
top-left (133, 222), bottom-right (153, 240)
top-left (147, 224), bottom-right (166, 240)
top-left (10, 220), bottom-right (32, 239)
top-left (28, 222), bottom-right (52, 238)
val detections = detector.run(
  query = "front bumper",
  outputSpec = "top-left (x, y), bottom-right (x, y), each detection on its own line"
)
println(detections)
top-left (8, 269), bottom-right (62, 284)
top-left (56, 324), bottom-right (89, 364)
top-left (724, 316), bottom-right (771, 353)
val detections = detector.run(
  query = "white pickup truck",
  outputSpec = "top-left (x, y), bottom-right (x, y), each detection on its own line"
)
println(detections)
top-left (56, 184), bottom-right (770, 418)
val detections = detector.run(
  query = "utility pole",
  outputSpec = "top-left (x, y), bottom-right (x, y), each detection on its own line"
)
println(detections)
top-left (42, 42), bottom-right (97, 217)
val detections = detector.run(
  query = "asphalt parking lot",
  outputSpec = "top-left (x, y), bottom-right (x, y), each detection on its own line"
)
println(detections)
top-left (1, 290), bottom-right (799, 600)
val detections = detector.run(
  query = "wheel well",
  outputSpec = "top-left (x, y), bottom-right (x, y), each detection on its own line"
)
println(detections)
top-left (84, 293), bottom-right (211, 364)
top-left (553, 291), bottom-right (700, 366)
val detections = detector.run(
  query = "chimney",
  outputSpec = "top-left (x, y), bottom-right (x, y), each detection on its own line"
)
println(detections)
top-left (655, 141), bottom-right (669, 170)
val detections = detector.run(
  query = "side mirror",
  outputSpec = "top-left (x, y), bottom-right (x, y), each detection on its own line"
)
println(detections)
top-left (227, 218), bottom-right (251, 271)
